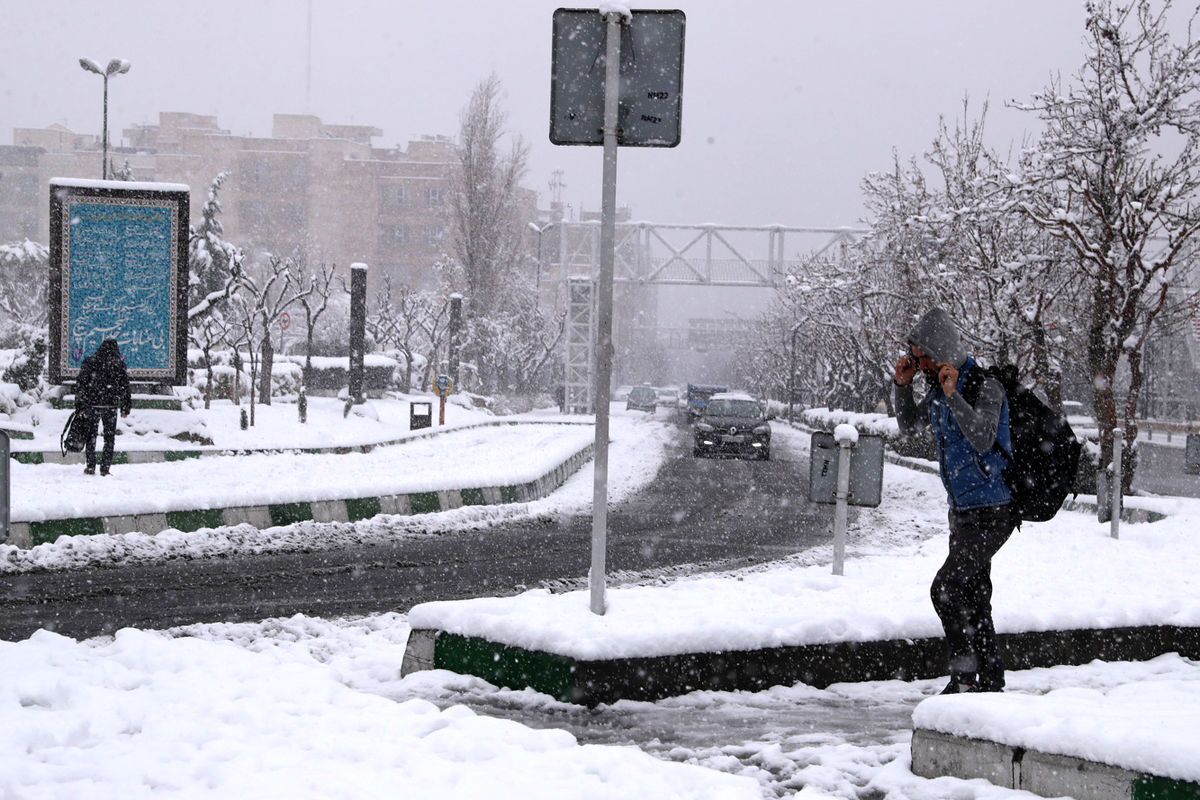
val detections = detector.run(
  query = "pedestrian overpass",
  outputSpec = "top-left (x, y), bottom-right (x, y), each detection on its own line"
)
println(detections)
top-left (539, 221), bottom-right (866, 413)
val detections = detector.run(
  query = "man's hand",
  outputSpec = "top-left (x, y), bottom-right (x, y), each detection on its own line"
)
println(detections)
top-left (894, 354), bottom-right (917, 386)
top-left (938, 364), bottom-right (959, 396)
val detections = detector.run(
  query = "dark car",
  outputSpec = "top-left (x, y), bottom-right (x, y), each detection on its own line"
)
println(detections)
top-left (626, 385), bottom-right (658, 413)
top-left (693, 393), bottom-right (772, 459)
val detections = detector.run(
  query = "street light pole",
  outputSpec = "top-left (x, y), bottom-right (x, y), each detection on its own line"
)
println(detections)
top-left (788, 322), bottom-right (802, 425)
top-left (79, 58), bottom-right (131, 179)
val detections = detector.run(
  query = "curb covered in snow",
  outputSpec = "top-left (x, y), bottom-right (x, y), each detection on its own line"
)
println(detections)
top-left (910, 728), bottom-right (1200, 800)
top-left (8, 441), bottom-right (595, 549)
top-left (400, 624), bottom-right (1200, 707)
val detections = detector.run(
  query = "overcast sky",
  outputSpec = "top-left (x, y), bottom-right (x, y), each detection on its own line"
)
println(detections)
top-left (0, 1), bottom-right (1144, 228)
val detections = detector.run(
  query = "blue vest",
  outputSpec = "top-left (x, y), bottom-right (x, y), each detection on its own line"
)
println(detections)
top-left (927, 357), bottom-right (1013, 510)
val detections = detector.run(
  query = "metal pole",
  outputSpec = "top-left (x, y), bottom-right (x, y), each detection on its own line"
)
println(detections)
top-left (0, 430), bottom-right (9, 545)
top-left (788, 324), bottom-right (800, 425)
top-left (833, 440), bottom-right (851, 575)
top-left (1111, 427), bottom-right (1124, 540)
top-left (101, 74), bottom-right (109, 179)
top-left (447, 294), bottom-right (463, 386)
top-left (589, 11), bottom-right (621, 616)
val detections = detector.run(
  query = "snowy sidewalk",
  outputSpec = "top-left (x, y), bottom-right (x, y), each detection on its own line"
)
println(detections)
top-left (8, 423), bottom-right (597, 548)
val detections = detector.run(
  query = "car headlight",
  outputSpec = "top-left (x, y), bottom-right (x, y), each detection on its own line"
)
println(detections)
top-left (696, 422), bottom-right (714, 432)
top-left (753, 425), bottom-right (770, 434)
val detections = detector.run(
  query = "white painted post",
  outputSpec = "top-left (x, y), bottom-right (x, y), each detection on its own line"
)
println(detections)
top-left (589, 11), bottom-right (622, 616)
top-left (1111, 427), bottom-right (1124, 540)
top-left (833, 439), bottom-right (851, 575)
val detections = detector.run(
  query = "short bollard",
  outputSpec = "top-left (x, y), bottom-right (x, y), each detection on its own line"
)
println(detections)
top-left (0, 430), bottom-right (9, 545)
top-left (1111, 427), bottom-right (1123, 540)
top-left (832, 434), bottom-right (853, 576)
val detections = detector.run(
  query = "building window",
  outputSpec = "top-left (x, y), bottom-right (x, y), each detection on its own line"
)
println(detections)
top-left (378, 224), bottom-right (410, 247)
top-left (422, 225), bottom-right (445, 247)
top-left (425, 186), bottom-right (445, 208)
top-left (380, 184), bottom-right (407, 209)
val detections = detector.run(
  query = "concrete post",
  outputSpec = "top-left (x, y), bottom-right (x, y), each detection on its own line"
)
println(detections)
top-left (448, 293), bottom-right (463, 388)
top-left (349, 263), bottom-right (367, 404)
top-left (833, 440), bottom-right (851, 576)
top-left (0, 430), bottom-right (8, 545)
top-left (1111, 427), bottom-right (1123, 540)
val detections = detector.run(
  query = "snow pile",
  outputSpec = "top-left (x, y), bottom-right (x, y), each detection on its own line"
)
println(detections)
top-left (409, 470), bottom-right (1200, 659)
top-left (0, 628), bottom-right (757, 799)
top-left (914, 674), bottom-right (1200, 782)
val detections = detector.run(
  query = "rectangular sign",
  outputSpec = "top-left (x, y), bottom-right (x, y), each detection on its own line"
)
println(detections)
top-left (550, 8), bottom-right (686, 147)
top-left (48, 180), bottom-right (189, 385)
top-left (809, 431), bottom-right (885, 508)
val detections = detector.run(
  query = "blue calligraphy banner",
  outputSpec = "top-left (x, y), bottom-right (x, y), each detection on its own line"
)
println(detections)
top-left (49, 182), bottom-right (189, 385)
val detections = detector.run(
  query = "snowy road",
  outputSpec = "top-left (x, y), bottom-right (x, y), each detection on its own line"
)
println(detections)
top-left (0, 421), bottom-right (837, 640)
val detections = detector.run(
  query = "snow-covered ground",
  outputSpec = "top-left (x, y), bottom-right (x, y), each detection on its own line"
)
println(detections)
top-left (8, 610), bottom-right (1194, 800)
top-left (5, 418), bottom-right (1199, 797)
top-left (0, 620), bottom-right (757, 800)
top-left (0, 406), bottom-right (677, 572)
top-left (9, 394), bottom-right (497, 452)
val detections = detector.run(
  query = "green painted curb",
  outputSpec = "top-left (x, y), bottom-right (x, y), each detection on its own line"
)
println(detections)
top-left (409, 492), bottom-right (441, 514)
top-left (13, 452), bottom-right (43, 464)
top-left (500, 485), bottom-right (519, 503)
top-left (269, 502), bottom-right (313, 527)
top-left (166, 508), bottom-right (225, 533)
top-left (0, 428), bottom-right (34, 440)
top-left (30, 517), bottom-right (105, 546)
top-left (1133, 775), bottom-right (1200, 800)
top-left (164, 450), bottom-right (202, 462)
top-left (435, 633), bottom-right (576, 703)
top-left (460, 487), bottom-right (486, 506)
top-left (345, 496), bottom-right (382, 522)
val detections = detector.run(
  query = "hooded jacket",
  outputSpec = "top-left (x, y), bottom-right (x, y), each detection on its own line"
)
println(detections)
top-left (895, 308), bottom-right (1012, 510)
top-left (76, 339), bottom-right (132, 415)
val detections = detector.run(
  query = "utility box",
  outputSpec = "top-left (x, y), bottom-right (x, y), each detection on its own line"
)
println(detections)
top-left (410, 402), bottom-right (433, 431)
top-left (1186, 433), bottom-right (1200, 475)
top-left (808, 431), bottom-right (885, 507)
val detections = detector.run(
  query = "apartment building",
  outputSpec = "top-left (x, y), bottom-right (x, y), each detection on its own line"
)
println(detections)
top-left (0, 112), bottom-right (495, 290)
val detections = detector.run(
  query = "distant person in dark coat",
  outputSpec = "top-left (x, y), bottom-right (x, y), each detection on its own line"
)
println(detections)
top-left (75, 338), bottom-right (132, 475)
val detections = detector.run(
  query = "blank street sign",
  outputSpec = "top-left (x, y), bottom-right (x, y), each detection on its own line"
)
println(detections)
top-left (809, 432), bottom-right (885, 508)
top-left (550, 8), bottom-right (686, 147)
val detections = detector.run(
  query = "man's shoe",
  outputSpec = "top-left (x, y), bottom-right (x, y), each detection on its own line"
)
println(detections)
top-left (83, 466), bottom-right (95, 475)
top-left (99, 467), bottom-right (110, 476)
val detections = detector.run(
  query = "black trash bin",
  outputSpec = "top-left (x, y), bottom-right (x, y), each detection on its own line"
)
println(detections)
top-left (1186, 433), bottom-right (1200, 476)
top-left (410, 401), bottom-right (433, 431)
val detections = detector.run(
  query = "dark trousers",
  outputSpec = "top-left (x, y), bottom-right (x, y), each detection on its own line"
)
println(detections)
top-left (931, 504), bottom-right (1016, 687)
top-left (83, 407), bottom-right (118, 470)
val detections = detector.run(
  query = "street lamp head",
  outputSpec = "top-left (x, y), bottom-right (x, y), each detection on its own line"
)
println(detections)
top-left (105, 59), bottom-right (131, 76)
top-left (528, 222), bottom-right (542, 234)
top-left (79, 58), bottom-right (103, 75)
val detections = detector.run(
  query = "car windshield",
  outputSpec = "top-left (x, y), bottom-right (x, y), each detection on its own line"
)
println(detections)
top-left (704, 399), bottom-right (762, 418)
top-left (630, 387), bottom-right (656, 400)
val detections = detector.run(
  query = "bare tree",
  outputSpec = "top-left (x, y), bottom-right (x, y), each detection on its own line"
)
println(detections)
top-left (1012, 0), bottom-right (1200, 488)
top-left (299, 261), bottom-right (336, 378)
top-left (190, 310), bottom-right (234, 410)
top-left (240, 255), bottom-right (313, 406)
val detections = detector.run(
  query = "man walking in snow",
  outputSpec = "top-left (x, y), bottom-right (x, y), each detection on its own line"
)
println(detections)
top-left (75, 338), bottom-right (132, 476)
top-left (893, 308), bottom-right (1016, 694)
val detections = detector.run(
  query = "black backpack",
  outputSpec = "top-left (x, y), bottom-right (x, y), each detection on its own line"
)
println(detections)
top-left (963, 364), bottom-right (1082, 522)
top-left (61, 410), bottom-right (89, 455)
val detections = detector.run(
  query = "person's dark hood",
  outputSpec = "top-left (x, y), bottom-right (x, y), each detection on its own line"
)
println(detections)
top-left (907, 307), bottom-right (967, 367)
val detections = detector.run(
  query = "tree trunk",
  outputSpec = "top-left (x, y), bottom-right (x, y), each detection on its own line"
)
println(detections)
top-left (400, 348), bottom-right (413, 393)
top-left (204, 358), bottom-right (213, 411)
top-left (259, 336), bottom-right (273, 406)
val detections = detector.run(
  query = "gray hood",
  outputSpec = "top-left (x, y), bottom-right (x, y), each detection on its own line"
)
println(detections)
top-left (907, 307), bottom-right (967, 367)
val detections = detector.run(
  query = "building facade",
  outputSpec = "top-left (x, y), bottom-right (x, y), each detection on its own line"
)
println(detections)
top-left (0, 112), bottom-right (471, 290)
